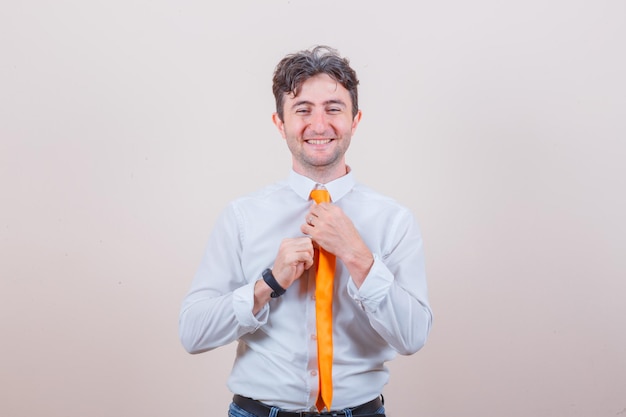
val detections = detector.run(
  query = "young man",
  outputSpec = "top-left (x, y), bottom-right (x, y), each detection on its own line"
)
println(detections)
top-left (179, 45), bottom-right (432, 417)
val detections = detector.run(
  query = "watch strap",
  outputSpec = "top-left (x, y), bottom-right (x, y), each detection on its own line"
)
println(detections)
top-left (262, 268), bottom-right (286, 298)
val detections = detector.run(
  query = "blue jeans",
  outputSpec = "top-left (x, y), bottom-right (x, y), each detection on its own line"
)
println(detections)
top-left (228, 402), bottom-right (386, 417)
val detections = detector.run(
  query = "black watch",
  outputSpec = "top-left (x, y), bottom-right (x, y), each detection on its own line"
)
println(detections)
top-left (262, 268), bottom-right (286, 298)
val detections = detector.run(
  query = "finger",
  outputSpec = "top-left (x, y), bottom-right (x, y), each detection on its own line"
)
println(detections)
top-left (295, 235), bottom-right (314, 246)
top-left (300, 222), bottom-right (313, 236)
top-left (308, 204), bottom-right (321, 217)
top-left (292, 236), bottom-right (314, 252)
top-left (295, 249), bottom-right (314, 269)
top-left (309, 201), bottom-right (331, 215)
top-left (300, 242), bottom-right (315, 269)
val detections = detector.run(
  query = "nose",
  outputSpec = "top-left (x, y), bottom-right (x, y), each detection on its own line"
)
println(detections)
top-left (309, 110), bottom-right (328, 134)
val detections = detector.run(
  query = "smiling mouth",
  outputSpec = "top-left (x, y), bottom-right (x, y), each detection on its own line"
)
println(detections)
top-left (306, 139), bottom-right (333, 145)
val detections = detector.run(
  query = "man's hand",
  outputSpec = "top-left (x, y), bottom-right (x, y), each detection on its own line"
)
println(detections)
top-left (272, 237), bottom-right (315, 288)
top-left (254, 237), bottom-right (314, 314)
top-left (301, 202), bottom-right (374, 287)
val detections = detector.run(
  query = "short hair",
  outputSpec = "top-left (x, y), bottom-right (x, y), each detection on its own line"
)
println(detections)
top-left (272, 45), bottom-right (360, 121)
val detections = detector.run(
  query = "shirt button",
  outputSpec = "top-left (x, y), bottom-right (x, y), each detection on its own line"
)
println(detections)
top-left (311, 334), bottom-right (317, 341)
top-left (311, 295), bottom-right (316, 300)
top-left (311, 370), bottom-right (318, 376)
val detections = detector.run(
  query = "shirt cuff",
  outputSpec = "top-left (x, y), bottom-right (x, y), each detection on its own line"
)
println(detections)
top-left (232, 281), bottom-right (269, 330)
top-left (347, 254), bottom-right (393, 312)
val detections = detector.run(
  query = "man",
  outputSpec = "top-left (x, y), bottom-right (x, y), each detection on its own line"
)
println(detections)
top-left (179, 45), bottom-right (432, 417)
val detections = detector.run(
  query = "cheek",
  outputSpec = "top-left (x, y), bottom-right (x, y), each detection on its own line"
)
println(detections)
top-left (295, 125), bottom-right (312, 139)
top-left (282, 119), bottom-right (306, 136)
top-left (336, 122), bottom-right (353, 136)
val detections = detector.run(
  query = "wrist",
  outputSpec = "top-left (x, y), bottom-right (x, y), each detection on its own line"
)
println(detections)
top-left (344, 250), bottom-right (374, 288)
top-left (262, 268), bottom-right (286, 298)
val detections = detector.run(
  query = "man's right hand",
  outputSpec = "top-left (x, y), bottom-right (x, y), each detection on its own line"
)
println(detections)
top-left (253, 237), bottom-right (314, 314)
top-left (271, 237), bottom-right (315, 288)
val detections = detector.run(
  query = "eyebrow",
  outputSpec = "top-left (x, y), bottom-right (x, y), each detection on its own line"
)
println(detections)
top-left (291, 99), bottom-right (347, 109)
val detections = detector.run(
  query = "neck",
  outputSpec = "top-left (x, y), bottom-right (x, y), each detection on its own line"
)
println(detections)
top-left (294, 163), bottom-right (348, 185)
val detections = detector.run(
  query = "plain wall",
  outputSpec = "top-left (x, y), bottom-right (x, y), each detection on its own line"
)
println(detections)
top-left (1, 1), bottom-right (625, 416)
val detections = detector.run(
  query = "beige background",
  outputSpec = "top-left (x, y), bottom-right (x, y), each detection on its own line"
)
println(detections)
top-left (1, 1), bottom-right (625, 416)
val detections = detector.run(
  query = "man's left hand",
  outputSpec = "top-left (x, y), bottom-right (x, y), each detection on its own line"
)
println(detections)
top-left (300, 202), bottom-right (374, 287)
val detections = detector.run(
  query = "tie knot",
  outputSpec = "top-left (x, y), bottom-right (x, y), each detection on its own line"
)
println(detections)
top-left (310, 189), bottom-right (331, 204)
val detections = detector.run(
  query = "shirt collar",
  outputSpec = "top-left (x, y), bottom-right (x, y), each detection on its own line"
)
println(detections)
top-left (288, 168), bottom-right (355, 202)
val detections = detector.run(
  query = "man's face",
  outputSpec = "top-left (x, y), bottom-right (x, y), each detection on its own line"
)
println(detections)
top-left (273, 73), bottom-right (361, 179)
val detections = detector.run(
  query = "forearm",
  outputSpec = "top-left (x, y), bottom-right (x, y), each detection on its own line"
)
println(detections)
top-left (179, 294), bottom-right (240, 353)
top-left (340, 240), bottom-right (374, 288)
top-left (253, 279), bottom-right (274, 315)
top-left (348, 255), bottom-right (432, 355)
top-left (366, 278), bottom-right (432, 355)
top-left (179, 280), bottom-right (268, 354)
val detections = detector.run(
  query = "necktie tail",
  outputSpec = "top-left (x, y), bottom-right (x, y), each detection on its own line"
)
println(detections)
top-left (315, 247), bottom-right (335, 411)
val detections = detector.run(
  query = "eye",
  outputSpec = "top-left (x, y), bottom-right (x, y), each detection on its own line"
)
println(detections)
top-left (295, 108), bottom-right (310, 114)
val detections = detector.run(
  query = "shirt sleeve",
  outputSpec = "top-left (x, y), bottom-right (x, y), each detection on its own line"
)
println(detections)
top-left (347, 209), bottom-right (433, 355)
top-left (178, 204), bottom-right (268, 354)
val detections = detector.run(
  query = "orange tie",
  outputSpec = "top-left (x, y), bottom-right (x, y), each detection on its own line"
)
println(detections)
top-left (310, 188), bottom-right (335, 412)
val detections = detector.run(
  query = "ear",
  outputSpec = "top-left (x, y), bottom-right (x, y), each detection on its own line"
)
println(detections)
top-left (351, 110), bottom-right (362, 134)
top-left (272, 112), bottom-right (286, 139)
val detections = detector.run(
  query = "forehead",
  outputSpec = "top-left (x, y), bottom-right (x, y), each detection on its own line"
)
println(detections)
top-left (287, 73), bottom-right (351, 104)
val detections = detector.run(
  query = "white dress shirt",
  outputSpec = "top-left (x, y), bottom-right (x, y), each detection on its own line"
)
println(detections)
top-left (179, 170), bottom-right (432, 410)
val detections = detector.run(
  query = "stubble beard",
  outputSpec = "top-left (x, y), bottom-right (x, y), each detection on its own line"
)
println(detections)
top-left (291, 141), bottom-right (349, 180)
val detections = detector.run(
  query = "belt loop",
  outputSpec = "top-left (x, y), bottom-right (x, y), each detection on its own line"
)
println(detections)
top-left (268, 406), bottom-right (280, 417)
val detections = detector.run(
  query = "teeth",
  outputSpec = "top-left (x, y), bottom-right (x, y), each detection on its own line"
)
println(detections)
top-left (307, 139), bottom-right (331, 144)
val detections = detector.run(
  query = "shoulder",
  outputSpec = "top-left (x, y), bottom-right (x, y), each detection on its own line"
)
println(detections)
top-left (345, 183), bottom-right (416, 222)
top-left (235, 180), bottom-right (286, 199)
top-left (224, 180), bottom-right (294, 216)
top-left (350, 182), bottom-right (410, 209)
